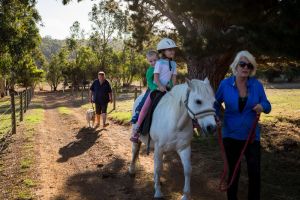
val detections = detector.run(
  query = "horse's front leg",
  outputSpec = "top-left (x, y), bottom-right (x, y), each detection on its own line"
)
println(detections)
top-left (129, 141), bottom-right (141, 175)
top-left (154, 145), bottom-right (163, 198)
top-left (177, 145), bottom-right (192, 200)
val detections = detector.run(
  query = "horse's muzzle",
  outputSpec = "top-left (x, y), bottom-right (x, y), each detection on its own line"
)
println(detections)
top-left (206, 124), bottom-right (217, 134)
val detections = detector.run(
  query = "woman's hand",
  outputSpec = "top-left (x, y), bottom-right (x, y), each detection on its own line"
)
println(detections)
top-left (253, 104), bottom-right (263, 114)
top-left (215, 116), bottom-right (222, 127)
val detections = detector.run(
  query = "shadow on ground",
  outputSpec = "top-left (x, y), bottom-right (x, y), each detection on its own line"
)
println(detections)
top-left (57, 128), bottom-right (102, 162)
top-left (54, 157), bottom-right (154, 200)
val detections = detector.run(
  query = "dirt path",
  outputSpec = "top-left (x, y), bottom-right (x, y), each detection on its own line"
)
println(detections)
top-left (32, 92), bottom-right (226, 200)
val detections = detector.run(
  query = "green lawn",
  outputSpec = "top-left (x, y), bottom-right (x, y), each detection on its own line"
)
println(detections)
top-left (57, 106), bottom-right (72, 115)
top-left (0, 98), bottom-right (21, 139)
top-left (261, 89), bottom-right (300, 123)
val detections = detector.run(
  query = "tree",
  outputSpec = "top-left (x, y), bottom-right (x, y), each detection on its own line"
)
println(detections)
top-left (63, 0), bottom-right (300, 88)
top-left (40, 36), bottom-right (65, 62)
top-left (46, 55), bottom-right (63, 91)
top-left (15, 54), bottom-right (44, 88)
top-left (75, 46), bottom-right (98, 85)
top-left (64, 21), bottom-right (91, 90)
top-left (88, 0), bottom-right (126, 70)
top-left (124, 0), bottom-right (300, 88)
top-left (0, 0), bottom-right (42, 89)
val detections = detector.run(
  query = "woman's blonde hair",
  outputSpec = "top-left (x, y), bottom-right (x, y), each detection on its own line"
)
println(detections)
top-left (230, 50), bottom-right (257, 76)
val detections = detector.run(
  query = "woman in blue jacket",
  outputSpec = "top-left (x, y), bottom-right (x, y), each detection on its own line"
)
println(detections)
top-left (215, 50), bottom-right (271, 200)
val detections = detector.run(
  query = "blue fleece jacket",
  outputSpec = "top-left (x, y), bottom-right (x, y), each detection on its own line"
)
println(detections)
top-left (214, 76), bottom-right (271, 141)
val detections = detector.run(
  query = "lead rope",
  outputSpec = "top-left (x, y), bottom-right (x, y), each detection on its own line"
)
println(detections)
top-left (218, 114), bottom-right (260, 191)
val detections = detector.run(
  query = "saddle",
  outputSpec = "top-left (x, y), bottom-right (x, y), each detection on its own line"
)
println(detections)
top-left (140, 90), bottom-right (166, 136)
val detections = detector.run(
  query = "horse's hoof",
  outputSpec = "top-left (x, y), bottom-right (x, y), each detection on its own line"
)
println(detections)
top-left (128, 167), bottom-right (136, 177)
top-left (154, 191), bottom-right (163, 199)
top-left (128, 172), bottom-right (136, 178)
top-left (181, 194), bottom-right (190, 200)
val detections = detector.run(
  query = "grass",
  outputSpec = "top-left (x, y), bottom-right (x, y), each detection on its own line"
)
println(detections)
top-left (0, 97), bottom-right (42, 200)
top-left (0, 98), bottom-right (21, 139)
top-left (260, 89), bottom-right (300, 123)
top-left (0, 160), bottom-right (3, 173)
top-left (0, 115), bottom-right (11, 139)
top-left (109, 112), bottom-right (132, 125)
top-left (23, 179), bottom-right (36, 188)
top-left (15, 105), bottom-right (42, 199)
top-left (24, 108), bottom-right (44, 125)
top-left (17, 190), bottom-right (33, 200)
top-left (107, 99), bottom-right (133, 124)
top-left (20, 159), bottom-right (32, 169)
top-left (57, 106), bottom-right (72, 115)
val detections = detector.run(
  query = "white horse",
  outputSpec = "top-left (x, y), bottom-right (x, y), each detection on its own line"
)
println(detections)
top-left (129, 78), bottom-right (217, 200)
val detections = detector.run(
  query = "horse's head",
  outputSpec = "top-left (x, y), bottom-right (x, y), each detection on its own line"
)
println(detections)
top-left (185, 78), bottom-right (217, 134)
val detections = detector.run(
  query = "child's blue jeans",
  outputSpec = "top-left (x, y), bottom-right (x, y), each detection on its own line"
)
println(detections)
top-left (135, 88), bottom-right (151, 113)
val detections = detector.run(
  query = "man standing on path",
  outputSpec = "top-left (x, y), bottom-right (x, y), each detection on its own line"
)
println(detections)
top-left (89, 71), bottom-right (112, 128)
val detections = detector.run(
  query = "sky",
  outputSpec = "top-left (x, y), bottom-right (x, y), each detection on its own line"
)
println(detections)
top-left (36, 0), bottom-right (96, 40)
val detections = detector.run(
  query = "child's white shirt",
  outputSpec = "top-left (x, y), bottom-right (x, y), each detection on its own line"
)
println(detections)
top-left (154, 59), bottom-right (177, 86)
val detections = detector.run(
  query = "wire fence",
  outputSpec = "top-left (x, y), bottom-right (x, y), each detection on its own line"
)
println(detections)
top-left (0, 88), bottom-right (34, 152)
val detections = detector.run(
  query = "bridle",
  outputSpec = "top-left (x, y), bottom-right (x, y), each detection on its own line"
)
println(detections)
top-left (184, 89), bottom-right (216, 121)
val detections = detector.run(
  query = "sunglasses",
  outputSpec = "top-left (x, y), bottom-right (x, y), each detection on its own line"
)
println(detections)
top-left (238, 61), bottom-right (254, 70)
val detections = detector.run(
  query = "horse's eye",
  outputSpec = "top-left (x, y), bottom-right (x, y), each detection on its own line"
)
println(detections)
top-left (196, 99), bottom-right (202, 105)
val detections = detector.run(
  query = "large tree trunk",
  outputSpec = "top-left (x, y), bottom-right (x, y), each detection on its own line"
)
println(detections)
top-left (186, 53), bottom-right (233, 90)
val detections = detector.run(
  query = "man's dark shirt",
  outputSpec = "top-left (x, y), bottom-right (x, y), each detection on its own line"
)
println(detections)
top-left (90, 79), bottom-right (112, 105)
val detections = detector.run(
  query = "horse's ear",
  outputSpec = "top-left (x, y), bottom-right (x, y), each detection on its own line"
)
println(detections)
top-left (185, 78), bottom-right (192, 89)
top-left (204, 77), bottom-right (210, 85)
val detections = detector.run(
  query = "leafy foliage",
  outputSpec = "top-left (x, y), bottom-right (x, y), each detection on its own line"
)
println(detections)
top-left (0, 0), bottom-right (43, 88)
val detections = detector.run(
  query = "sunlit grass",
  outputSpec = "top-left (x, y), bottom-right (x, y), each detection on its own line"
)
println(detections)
top-left (24, 108), bottom-right (44, 124)
top-left (20, 158), bottom-right (32, 169)
top-left (261, 89), bottom-right (300, 123)
top-left (17, 190), bottom-right (32, 200)
top-left (109, 112), bottom-right (131, 124)
top-left (57, 106), bottom-right (72, 115)
top-left (23, 178), bottom-right (36, 188)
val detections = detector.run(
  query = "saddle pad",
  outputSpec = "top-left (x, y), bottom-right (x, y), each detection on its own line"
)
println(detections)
top-left (140, 90), bottom-right (166, 136)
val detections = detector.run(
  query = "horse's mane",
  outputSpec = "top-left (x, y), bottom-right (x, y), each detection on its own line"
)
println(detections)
top-left (163, 79), bottom-right (214, 106)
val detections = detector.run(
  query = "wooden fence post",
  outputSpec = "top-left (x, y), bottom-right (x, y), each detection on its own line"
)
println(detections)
top-left (20, 92), bottom-right (23, 122)
top-left (29, 88), bottom-right (32, 103)
top-left (81, 86), bottom-right (84, 102)
top-left (26, 89), bottom-right (29, 108)
top-left (10, 90), bottom-right (16, 134)
top-left (24, 90), bottom-right (27, 113)
top-left (28, 89), bottom-right (30, 103)
top-left (113, 90), bottom-right (116, 110)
